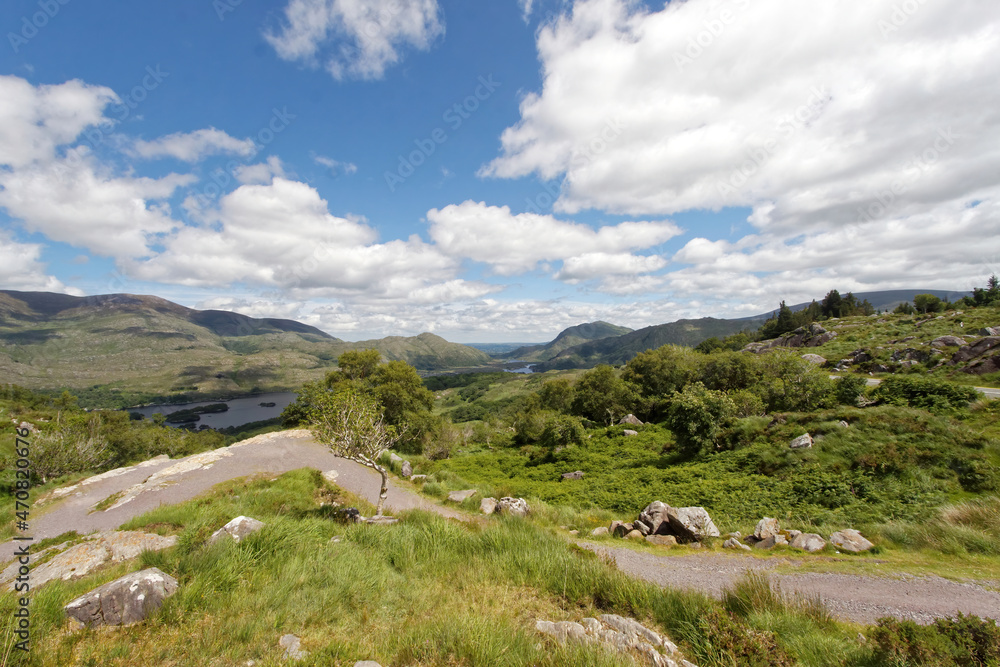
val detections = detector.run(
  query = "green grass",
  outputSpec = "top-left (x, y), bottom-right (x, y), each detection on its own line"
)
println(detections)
top-left (1, 469), bottom-right (871, 667)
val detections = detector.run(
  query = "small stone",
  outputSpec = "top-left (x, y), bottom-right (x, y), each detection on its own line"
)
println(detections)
top-left (498, 497), bottom-right (529, 517)
top-left (754, 517), bottom-right (780, 540)
top-left (280, 634), bottom-right (307, 660)
top-left (400, 460), bottom-right (413, 478)
top-left (561, 470), bottom-right (585, 480)
top-left (755, 534), bottom-right (788, 549)
top-left (209, 516), bottom-right (265, 544)
top-left (623, 429), bottom-right (638, 436)
top-left (723, 537), bottom-right (751, 551)
top-left (790, 533), bottom-right (827, 553)
top-left (591, 526), bottom-right (609, 537)
top-left (410, 474), bottom-right (427, 483)
top-left (626, 529), bottom-right (645, 541)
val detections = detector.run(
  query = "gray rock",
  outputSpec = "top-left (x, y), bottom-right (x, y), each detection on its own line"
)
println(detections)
top-left (610, 520), bottom-right (630, 538)
top-left (633, 518), bottom-right (652, 536)
top-left (754, 534), bottom-right (788, 549)
top-left (410, 474), bottom-right (427, 483)
top-left (15, 531), bottom-right (178, 590)
top-left (638, 501), bottom-right (672, 535)
top-left (400, 460), bottom-right (413, 478)
top-left (480, 497), bottom-right (498, 515)
top-left (626, 529), bottom-right (645, 541)
top-left (830, 529), bottom-right (874, 553)
top-left (645, 535), bottom-right (677, 547)
top-left (790, 533), bottom-right (827, 553)
top-left (280, 634), bottom-right (307, 660)
top-left (498, 497), bottom-right (529, 517)
top-left (786, 529), bottom-right (802, 540)
top-left (723, 537), bottom-right (751, 551)
top-left (447, 489), bottom-right (477, 503)
top-left (591, 526), bottom-right (609, 537)
top-left (838, 421), bottom-right (850, 428)
top-left (365, 516), bottom-right (398, 526)
top-left (789, 433), bottom-right (813, 449)
top-left (665, 506), bottom-right (720, 541)
top-left (931, 335), bottom-right (966, 348)
top-left (754, 517), bottom-right (781, 541)
top-left (623, 429), bottom-right (639, 436)
top-left (389, 453), bottom-right (404, 464)
top-left (979, 327), bottom-right (1000, 336)
top-left (619, 414), bottom-right (644, 426)
top-left (209, 516), bottom-right (265, 544)
top-left (64, 568), bottom-right (178, 628)
top-left (801, 354), bottom-right (826, 365)
top-left (561, 470), bottom-right (585, 480)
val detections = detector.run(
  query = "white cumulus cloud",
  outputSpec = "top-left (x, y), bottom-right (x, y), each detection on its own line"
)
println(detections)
top-left (265, 0), bottom-right (444, 80)
top-left (132, 128), bottom-right (257, 162)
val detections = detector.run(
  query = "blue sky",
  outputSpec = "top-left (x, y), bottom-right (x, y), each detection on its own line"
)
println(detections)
top-left (1, 0), bottom-right (999, 342)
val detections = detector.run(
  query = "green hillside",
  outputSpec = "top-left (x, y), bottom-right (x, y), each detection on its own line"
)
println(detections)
top-left (506, 321), bottom-right (633, 362)
top-left (534, 317), bottom-right (763, 371)
top-left (0, 291), bottom-right (490, 403)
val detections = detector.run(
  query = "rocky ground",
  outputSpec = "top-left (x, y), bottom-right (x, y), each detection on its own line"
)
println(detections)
top-left (5, 430), bottom-right (998, 626)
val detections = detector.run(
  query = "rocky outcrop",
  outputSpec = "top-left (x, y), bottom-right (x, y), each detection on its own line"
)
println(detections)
top-left (932, 335), bottom-right (967, 348)
top-left (536, 614), bottom-right (694, 667)
top-left (622, 502), bottom-right (719, 544)
top-left (952, 337), bottom-right (1000, 363)
top-left (64, 568), bottom-right (178, 628)
top-left (745, 324), bottom-right (837, 354)
top-left (209, 516), bottom-right (265, 544)
top-left (830, 529), bottom-right (874, 553)
top-left (979, 327), bottom-right (1000, 336)
top-left (619, 414), bottom-right (644, 426)
top-left (480, 497), bottom-right (498, 515)
top-left (3, 531), bottom-right (177, 590)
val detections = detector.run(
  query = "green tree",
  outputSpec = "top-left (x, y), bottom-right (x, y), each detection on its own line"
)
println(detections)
top-left (571, 365), bottom-right (638, 424)
top-left (698, 351), bottom-right (763, 392)
top-left (538, 379), bottom-right (575, 413)
top-left (913, 293), bottom-right (943, 314)
top-left (336, 349), bottom-right (382, 380)
top-left (759, 350), bottom-right (835, 412)
top-left (822, 290), bottom-right (843, 318)
top-left (664, 382), bottom-right (735, 457)
top-left (622, 345), bottom-right (701, 397)
top-left (307, 386), bottom-right (401, 516)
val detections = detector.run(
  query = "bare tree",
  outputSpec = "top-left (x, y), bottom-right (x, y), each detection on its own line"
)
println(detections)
top-left (307, 386), bottom-right (402, 516)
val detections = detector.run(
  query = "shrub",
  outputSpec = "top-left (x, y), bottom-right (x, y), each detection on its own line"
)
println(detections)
top-left (873, 377), bottom-right (980, 412)
top-left (664, 382), bottom-right (735, 456)
top-left (835, 374), bottom-right (869, 406)
top-left (860, 614), bottom-right (1000, 666)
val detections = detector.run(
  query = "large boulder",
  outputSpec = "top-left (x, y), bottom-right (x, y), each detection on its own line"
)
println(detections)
top-left (953, 337), bottom-right (1000, 363)
top-left (64, 568), bottom-right (178, 628)
top-left (829, 529), bottom-right (874, 553)
top-left (498, 497), bottom-right (529, 517)
top-left (979, 327), bottom-right (1000, 336)
top-left (801, 354), bottom-right (826, 365)
top-left (637, 501), bottom-right (672, 535)
top-left (665, 506), bottom-right (720, 542)
top-left (400, 460), bottom-right (413, 479)
top-left (209, 516), bottom-right (265, 544)
top-left (619, 414), bottom-right (644, 426)
top-left (790, 533), bottom-right (827, 553)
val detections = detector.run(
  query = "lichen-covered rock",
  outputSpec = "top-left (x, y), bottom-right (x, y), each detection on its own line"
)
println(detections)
top-left (829, 529), bottom-right (874, 553)
top-left (536, 614), bottom-right (691, 667)
top-left (64, 568), bottom-right (178, 628)
top-left (498, 497), bottom-right (529, 517)
top-left (209, 516), bottom-right (265, 544)
top-left (638, 501), bottom-right (672, 535)
top-left (754, 518), bottom-right (781, 541)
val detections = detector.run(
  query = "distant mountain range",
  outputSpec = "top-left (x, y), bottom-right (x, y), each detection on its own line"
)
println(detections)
top-left (513, 289), bottom-right (971, 371)
top-left (0, 290), bottom-right (490, 397)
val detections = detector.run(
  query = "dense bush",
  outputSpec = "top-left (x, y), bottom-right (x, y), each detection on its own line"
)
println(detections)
top-left (873, 376), bottom-right (980, 412)
top-left (664, 383), bottom-right (735, 457)
top-left (858, 614), bottom-right (1000, 666)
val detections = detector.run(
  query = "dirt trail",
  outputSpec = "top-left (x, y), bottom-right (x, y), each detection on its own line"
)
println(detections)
top-left (5, 430), bottom-right (998, 626)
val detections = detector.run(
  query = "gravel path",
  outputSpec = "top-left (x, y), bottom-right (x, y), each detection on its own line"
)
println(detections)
top-left (581, 544), bottom-right (1000, 626)
top-left (6, 430), bottom-right (998, 626)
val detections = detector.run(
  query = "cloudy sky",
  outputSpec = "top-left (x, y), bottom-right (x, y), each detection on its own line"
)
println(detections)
top-left (1, 0), bottom-right (999, 342)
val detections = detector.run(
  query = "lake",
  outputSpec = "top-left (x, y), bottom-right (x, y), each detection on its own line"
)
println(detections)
top-left (128, 392), bottom-right (298, 429)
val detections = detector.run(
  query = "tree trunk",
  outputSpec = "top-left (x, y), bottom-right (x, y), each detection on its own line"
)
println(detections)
top-left (375, 465), bottom-right (389, 516)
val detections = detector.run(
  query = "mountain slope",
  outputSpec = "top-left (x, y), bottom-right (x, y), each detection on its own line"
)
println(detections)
top-left (506, 321), bottom-right (633, 361)
top-left (0, 291), bottom-right (491, 396)
top-left (533, 317), bottom-right (765, 371)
